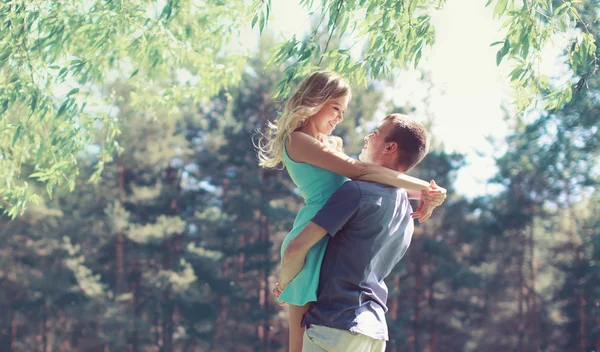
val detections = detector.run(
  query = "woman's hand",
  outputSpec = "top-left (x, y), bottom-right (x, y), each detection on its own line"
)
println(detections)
top-left (272, 282), bottom-right (288, 306)
top-left (411, 180), bottom-right (446, 222)
top-left (423, 180), bottom-right (446, 206)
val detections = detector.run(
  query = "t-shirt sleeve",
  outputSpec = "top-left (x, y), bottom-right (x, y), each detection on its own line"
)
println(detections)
top-left (311, 181), bottom-right (361, 237)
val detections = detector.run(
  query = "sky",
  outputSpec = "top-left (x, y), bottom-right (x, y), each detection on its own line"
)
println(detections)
top-left (253, 0), bottom-right (569, 198)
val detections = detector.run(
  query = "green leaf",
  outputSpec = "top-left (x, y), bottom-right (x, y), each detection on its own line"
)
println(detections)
top-left (409, 0), bottom-right (417, 13)
top-left (46, 182), bottom-right (54, 198)
top-left (509, 66), bottom-right (524, 81)
top-left (9, 74), bottom-right (19, 84)
top-left (36, 142), bottom-right (44, 160)
top-left (266, 1), bottom-right (271, 21)
top-left (30, 92), bottom-right (39, 112)
top-left (0, 50), bottom-right (10, 64)
top-left (58, 67), bottom-right (69, 81)
top-left (66, 88), bottom-right (80, 97)
top-left (56, 100), bottom-right (68, 117)
top-left (373, 36), bottom-right (383, 50)
top-left (563, 86), bottom-right (572, 104)
top-left (414, 48), bottom-right (422, 69)
top-left (250, 0), bottom-right (262, 12)
top-left (259, 12), bottom-right (265, 34)
top-left (1, 99), bottom-right (10, 116)
top-left (161, 3), bottom-right (173, 20)
top-left (554, 3), bottom-right (569, 17)
top-left (12, 125), bottom-right (22, 146)
top-left (29, 171), bottom-right (48, 180)
top-left (74, 24), bottom-right (94, 34)
top-left (493, 0), bottom-right (508, 18)
top-left (496, 39), bottom-right (510, 66)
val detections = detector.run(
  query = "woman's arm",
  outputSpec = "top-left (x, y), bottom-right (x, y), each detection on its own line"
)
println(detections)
top-left (406, 190), bottom-right (422, 200)
top-left (287, 131), bottom-right (430, 191)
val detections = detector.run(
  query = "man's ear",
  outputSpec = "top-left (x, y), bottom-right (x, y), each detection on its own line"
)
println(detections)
top-left (384, 142), bottom-right (397, 154)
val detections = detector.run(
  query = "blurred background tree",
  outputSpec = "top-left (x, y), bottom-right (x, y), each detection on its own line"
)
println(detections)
top-left (0, 0), bottom-right (598, 351)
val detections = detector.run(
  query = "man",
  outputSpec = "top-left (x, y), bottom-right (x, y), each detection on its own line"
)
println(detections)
top-left (275, 114), bottom-right (446, 351)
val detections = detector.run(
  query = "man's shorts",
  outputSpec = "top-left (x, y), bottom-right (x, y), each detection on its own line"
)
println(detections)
top-left (302, 324), bottom-right (386, 352)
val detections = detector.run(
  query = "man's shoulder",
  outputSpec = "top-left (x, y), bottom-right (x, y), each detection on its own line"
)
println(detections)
top-left (334, 180), bottom-right (362, 196)
top-left (351, 180), bottom-right (406, 199)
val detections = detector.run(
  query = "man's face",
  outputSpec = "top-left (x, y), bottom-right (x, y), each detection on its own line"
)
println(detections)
top-left (359, 119), bottom-right (395, 163)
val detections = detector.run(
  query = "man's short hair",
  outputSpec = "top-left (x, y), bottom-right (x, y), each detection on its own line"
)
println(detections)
top-left (383, 114), bottom-right (429, 171)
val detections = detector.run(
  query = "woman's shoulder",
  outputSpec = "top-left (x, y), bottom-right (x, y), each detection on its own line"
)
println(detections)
top-left (287, 131), bottom-right (319, 150)
top-left (288, 131), bottom-right (341, 148)
top-left (289, 130), bottom-right (316, 142)
top-left (285, 131), bottom-right (315, 164)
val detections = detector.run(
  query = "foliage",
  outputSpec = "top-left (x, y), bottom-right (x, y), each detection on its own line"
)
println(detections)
top-left (1, 0), bottom-right (597, 216)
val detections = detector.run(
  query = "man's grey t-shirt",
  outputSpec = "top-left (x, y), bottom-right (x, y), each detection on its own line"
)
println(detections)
top-left (301, 180), bottom-right (414, 341)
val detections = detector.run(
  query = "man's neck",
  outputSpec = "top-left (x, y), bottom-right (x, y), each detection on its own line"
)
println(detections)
top-left (376, 158), bottom-right (401, 172)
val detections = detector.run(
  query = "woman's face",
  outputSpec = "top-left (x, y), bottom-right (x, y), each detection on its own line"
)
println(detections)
top-left (309, 95), bottom-right (350, 135)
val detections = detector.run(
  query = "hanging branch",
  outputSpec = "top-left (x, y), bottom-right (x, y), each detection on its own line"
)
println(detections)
top-left (318, 0), bottom-right (344, 66)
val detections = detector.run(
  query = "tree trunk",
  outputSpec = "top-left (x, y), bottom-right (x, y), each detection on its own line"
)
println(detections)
top-left (116, 164), bottom-right (126, 296)
top-left (528, 226), bottom-right (540, 352)
top-left (238, 231), bottom-right (246, 280)
top-left (390, 274), bottom-right (400, 322)
top-left (389, 273), bottom-right (401, 352)
top-left (212, 240), bottom-right (229, 346)
top-left (61, 319), bottom-right (72, 352)
top-left (162, 293), bottom-right (174, 352)
top-left (429, 275), bottom-right (437, 352)
top-left (9, 308), bottom-right (16, 352)
top-left (414, 254), bottom-right (423, 352)
top-left (259, 212), bottom-right (271, 352)
top-left (578, 288), bottom-right (585, 352)
top-left (517, 231), bottom-right (525, 352)
top-left (42, 294), bottom-right (49, 352)
top-left (595, 319), bottom-right (600, 352)
top-left (155, 304), bottom-right (163, 349)
top-left (565, 182), bottom-right (585, 352)
top-left (115, 233), bottom-right (125, 295)
top-left (210, 296), bottom-right (227, 350)
top-left (162, 239), bottom-right (175, 352)
top-left (130, 261), bottom-right (141, 352)
top-left (211, 178), bottom-right (230, 350)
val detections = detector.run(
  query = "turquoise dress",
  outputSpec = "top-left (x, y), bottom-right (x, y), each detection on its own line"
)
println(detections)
top-left (279, 139), bottom-right (348, 306)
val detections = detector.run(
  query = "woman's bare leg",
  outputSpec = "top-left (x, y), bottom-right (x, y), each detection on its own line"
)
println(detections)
top-left (288, 303), bottom-right (312, 352)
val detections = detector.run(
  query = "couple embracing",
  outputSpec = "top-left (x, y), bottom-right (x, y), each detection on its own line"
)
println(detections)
top-left (258, 71), bottom-right (446, 352)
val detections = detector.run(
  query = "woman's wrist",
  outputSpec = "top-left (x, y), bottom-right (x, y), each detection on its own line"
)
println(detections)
top-left (399, 174), bottom-right (430, 190)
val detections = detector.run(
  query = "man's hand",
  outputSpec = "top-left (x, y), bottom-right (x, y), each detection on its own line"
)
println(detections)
top-left (411, 180), bottom-right (447, 222)
top-left (272, 282), bottom-right (288, 306)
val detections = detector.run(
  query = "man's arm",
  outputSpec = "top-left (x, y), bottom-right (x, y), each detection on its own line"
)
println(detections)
top-left (280, 221), bottom-right (328, 288)
top-left (406, 189), bottom-right (421, 200)
top-left (275, 182), bottom-right (361, 298)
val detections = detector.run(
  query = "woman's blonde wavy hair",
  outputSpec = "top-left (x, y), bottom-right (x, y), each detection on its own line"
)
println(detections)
top-left (257, 71), bottom-right (351, 169)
